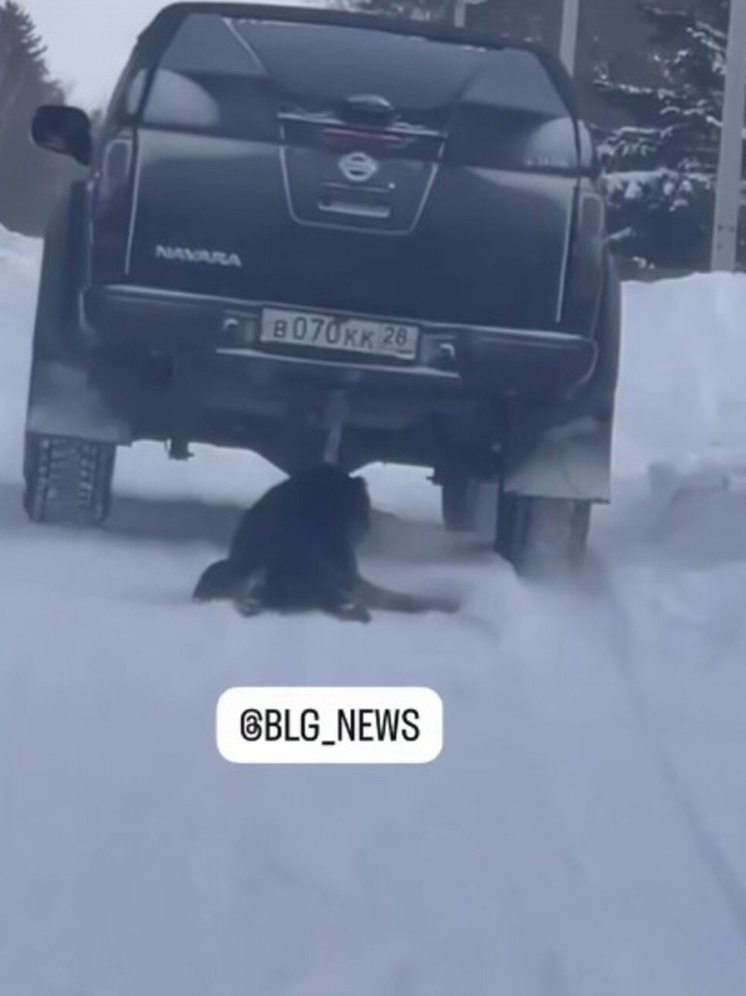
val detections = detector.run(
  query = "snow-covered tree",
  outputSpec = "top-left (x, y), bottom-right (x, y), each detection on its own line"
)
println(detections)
top-left (344, 0), bottom-right (450, 21)
top-left (594, 0), bottom-right (743, 271)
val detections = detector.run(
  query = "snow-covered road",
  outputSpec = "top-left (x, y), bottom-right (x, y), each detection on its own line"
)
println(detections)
top-left (2, 225), bottom-right (746, 995)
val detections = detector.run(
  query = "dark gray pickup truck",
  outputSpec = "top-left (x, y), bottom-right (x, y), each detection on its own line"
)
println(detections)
top-left (25, 2), bottom-right (620, 573)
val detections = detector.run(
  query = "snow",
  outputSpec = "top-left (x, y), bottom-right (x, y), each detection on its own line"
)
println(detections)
top-left (601, 167), bottom-right (712, 204)
top-left (2, 228), bottom-right (746, 994)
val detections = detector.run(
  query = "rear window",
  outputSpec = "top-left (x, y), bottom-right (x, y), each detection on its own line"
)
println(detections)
top-left (141, 13), bottom-right (574, 138)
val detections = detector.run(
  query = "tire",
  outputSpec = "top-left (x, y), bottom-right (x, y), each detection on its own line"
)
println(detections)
top-left (441, 478), bottom-right (480, 532)
top-left (495, 491), bottom-right (591, 576)
top-left (21, 185), bottom-right (117, 530)
top-left (23, 433), bottom-right (116, 528)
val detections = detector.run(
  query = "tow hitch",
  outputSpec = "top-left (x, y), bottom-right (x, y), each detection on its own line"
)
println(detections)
top-left (322, 390), bottom-right (349, 465)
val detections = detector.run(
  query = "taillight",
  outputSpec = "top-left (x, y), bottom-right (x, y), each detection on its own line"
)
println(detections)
top-left (91, 132), bottom-right (135, 280)
top-left (578, 191), bottom-right (607, 243)
top-left (561, 190), bottom-right (607, 335)
top-left (278, 110), bottom-right (443, 162)
top-left (319, 127), bottom-right (414, 153)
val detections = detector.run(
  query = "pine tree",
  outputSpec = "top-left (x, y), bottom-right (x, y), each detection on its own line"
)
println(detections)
top-left (594, 1), bottom-right (741, 271)
top-left (0, 1), bottom-right (82, 236)
top-left (0, 0), bottom-right (50, 134)
top-left (6, 0), bottom-right (48, 72)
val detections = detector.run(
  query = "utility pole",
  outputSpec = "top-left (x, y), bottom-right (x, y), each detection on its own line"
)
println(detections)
top-left (452, 0), bottom-right (488, 29)
top-left (711, 0), bottom-right (746, 271)
top-left (559, 0), bottom-right (580, 76)
top-left (452, 0), bottom-right (467, 28)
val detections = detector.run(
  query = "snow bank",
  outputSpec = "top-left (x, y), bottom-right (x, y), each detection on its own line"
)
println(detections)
top-left (598, 269), bottom-right (746, 557)
top-left (0, 225), bottom-right (40, 474)
top-left (615, 271), bottom-right (746, 476)
top-left (0, 222), bottom-right (39, 271)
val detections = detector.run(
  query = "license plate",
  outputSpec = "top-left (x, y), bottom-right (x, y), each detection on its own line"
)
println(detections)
top-left (260, 308), bottom-right (419, 360)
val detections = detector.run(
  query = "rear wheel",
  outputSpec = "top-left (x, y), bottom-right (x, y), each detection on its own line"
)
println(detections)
top-left (23, 433), bottom-right (116, 528)
top-left (495, 492), bottom-right (591, 576)
top-left (441, 477), bottom-right (480, 532)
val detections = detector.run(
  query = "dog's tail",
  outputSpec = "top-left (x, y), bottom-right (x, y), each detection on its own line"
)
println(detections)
top-left (356, 577), bottom-right (461, 616)
top-left (192, 559), bottom-right (244, 603)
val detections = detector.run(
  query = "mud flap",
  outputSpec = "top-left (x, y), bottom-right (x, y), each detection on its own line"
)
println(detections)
top-left (502, 411), bottom-right (612, 504)
top-left (25, 360), bottom-right (132, 445)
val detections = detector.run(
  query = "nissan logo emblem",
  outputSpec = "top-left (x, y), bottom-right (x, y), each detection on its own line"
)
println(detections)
top-left (338, 151), bottom-right (379, 184)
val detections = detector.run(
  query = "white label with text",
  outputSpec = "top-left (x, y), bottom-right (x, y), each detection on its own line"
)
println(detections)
top-left (216, 687), bottom-right (443, 765)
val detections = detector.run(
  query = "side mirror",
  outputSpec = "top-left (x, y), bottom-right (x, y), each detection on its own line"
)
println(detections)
top-left (31, 105), bottom-right (92, 167)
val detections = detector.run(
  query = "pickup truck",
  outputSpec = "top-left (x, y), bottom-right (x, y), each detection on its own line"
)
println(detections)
top-left (24, 2), bottom-right (621, 573)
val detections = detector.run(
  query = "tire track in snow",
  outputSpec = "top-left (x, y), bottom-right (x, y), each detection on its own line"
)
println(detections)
top-left (476, 551), bottom-right (746, 993)
top-left (454, 587), bottom-right (629, 996)
top-left (583, 554), bottom-right (746, 952)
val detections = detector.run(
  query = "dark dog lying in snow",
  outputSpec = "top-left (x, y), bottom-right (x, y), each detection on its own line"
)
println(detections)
top-left (193, 464), bottom-right (458, 623)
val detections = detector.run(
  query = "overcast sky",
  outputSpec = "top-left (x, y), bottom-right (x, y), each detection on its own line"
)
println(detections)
top-left (21, 0), bottom-right (315, 109)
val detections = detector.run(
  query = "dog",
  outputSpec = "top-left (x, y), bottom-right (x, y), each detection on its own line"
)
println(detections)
top-left (193, 464), bottom-right (459, 623)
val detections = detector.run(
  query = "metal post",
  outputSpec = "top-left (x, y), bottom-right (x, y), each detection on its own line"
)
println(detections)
top-left (452, 0), bottom-right (487, 30)
top-left (559, 0), bottom-right (580, 76)
top-left (322, 391), bottom-right (348, 465)
top-left (711, 0), bottom-right (746, 271)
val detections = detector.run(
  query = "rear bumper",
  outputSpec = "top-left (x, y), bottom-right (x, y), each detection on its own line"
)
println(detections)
top-left (27, 285), bottom-right (611, 499)
top-left (81, 285), bottom-right (597, 401)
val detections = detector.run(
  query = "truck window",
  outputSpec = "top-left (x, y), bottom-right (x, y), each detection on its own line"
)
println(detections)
top-left (140, 12), bottom-right (576, 169)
